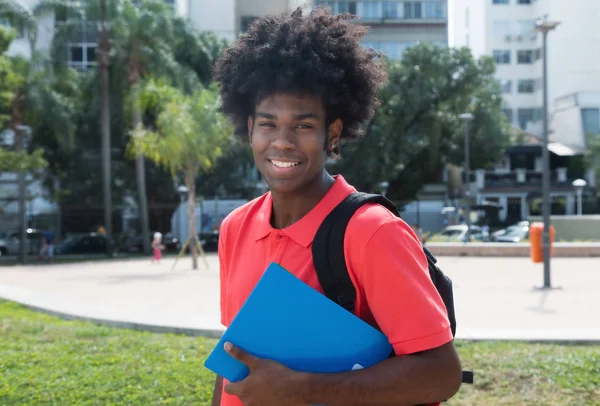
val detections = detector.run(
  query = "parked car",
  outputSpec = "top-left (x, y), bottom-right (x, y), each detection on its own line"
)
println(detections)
top-left (6, 229), bottom-right (43, 256)
top-left (199, 231), bottom-right (219, 252)
top-left (55, 233), bottom-right (117, 256)
top-left (436, 225), bottom-right (484, 242)
top-left (492, 221), bottom-right (530, 243)
top-left (121, 232), bottom-right (181, 253)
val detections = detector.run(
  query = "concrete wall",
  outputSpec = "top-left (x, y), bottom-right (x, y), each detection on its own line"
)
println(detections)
top-left (528, 215), bottom-right (600, 241)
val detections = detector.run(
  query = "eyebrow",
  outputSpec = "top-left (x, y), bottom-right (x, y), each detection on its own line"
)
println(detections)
top-left (255, 112), bottom-right (320, 120)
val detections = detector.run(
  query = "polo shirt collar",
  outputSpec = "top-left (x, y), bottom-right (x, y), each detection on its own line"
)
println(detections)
top-left (252, 175), bottom-right (355, 247)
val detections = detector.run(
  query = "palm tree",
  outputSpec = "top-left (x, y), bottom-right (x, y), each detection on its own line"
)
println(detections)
top-left (129, 79), bottom-right (232, 269)
top-left (34, 0), bottom-right (115, 244)
top-left (111, 0), bottom-right (197, 254)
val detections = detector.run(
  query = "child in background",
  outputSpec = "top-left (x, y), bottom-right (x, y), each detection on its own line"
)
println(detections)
top-left (151, 232), bottom-right (164, 264)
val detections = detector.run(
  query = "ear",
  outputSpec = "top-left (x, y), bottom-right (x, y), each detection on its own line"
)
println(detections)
top-left (328, 118), bottom-right (343, 148)
top-left (247, 115), bottom-right (254, 144)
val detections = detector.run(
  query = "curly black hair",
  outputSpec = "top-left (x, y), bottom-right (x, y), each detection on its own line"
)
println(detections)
top-left (213, 6), bottom-right (388, 157)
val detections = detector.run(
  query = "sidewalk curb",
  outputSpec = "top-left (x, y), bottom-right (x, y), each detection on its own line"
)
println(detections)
top-left (2, 296), bottom-right (226, 339)
top-left (3, 294), bottom-right (599, 345)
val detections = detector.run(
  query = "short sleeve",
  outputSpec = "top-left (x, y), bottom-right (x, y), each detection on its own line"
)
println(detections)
top-left (356, 218), bottom-right (453, 355)
top-left (218, 220), bottom-right (229, 327)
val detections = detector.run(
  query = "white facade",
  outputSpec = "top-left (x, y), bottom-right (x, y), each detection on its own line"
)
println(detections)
top-left (449, 0), bottom-right (600, 144)
top-left (4, 0), bottom-right (53, 58)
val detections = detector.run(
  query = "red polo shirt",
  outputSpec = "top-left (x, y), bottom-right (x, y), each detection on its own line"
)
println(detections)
top-left (217, 175), bottom-right (452, 406)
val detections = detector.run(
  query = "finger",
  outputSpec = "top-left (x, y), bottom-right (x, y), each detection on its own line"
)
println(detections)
top-left (223, 381), bottom-right (241, 396)
top-left (224, 342), bottom-right (259, 368)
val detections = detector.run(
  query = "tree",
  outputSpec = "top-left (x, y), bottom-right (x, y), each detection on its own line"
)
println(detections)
top-left (0, 26), bottom-right (47, 174)
top-left (332, 44), bottom-right (512, 202)
top-left (0, 0), bottom-right (37, 48)
top-left (35, 0), bottom-right (116, 242)
top-left (112, 0), bottom-right (198, 254)
top-left (128, 80), bottom-right (233, 269)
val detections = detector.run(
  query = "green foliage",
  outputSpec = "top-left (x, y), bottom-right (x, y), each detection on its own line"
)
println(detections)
top-left (0, 25), bottom-right (50, 174)
top-left (1, 299), bottom-right (598, 405)
top-left (128, 79), bottom-right (233, 177)
top-left (0, 0), bottom-right (37, 45)
top-left (332, 44), bottom-right (512, 201)
top-left (0, 148), bottom-right (47, 172)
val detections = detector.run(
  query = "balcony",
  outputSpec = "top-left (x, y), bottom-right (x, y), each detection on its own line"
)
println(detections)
top-left (315, 1), bottom-right (447, 24)
top-left (472, 168), bottom-right (592, 191)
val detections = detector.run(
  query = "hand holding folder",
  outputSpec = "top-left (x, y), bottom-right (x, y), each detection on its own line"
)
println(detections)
top-left (204, 262), bottom-right (392, 382)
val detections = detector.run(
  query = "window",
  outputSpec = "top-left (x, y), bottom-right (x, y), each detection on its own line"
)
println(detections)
top-left (517, 50), bottom-right (534, 64)
top-left (67, 43), bottom-right (96, 71)
top-left (518, 108), bottom-right (535, 129)
top-left (534, 48), bottom-right (542, 61)
top-left (502, 108), bottom-right (514, 122)
top-left (516, 20), bottom-right (536, 36)
top-left (499, 80), bottom-right (512, 94)
top-left (518, 79), bottom-right (535, 93)
top-left (404, 1), bottom-right (422, 19)
top-left (424, 1), bottom-right (445, 19)
top-left (493, 20), bottom-right (510, 37)
top-left (337, 1), bottom-right (357, 14)
top-left (360, 1), bottom-right (380, 18)
top-left (493, 0), bottom-right (509, 4)
top-left (493, 50), bottom-right (511, 64)
top-left (582, 108), bottom-right (600, 135)
top-left (517, 0), bottom-right (531, 4)
top-left (382, 2), bottom-right (398, 19)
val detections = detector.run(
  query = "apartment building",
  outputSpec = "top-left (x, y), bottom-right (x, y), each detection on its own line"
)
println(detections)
top-left (449, 0), bottom-right (600, 151)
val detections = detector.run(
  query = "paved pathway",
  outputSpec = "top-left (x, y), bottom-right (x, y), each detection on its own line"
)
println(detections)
top-left (0, 254), bottom-right (599, 342)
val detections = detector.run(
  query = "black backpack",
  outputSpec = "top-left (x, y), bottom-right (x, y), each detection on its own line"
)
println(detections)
top-left (312, 192), bottom-right (473, 385)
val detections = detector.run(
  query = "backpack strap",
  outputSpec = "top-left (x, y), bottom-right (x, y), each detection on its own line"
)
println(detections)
top-left (312, 192), bottom-right (400, 312)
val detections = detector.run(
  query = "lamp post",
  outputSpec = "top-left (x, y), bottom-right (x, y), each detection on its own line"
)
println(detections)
top-left (535, 16), bottom-right (560, 289)
top-left (177, 185), bottom-right (188, 243)
top-left (572, 179), bottom-right (587, 216)
top-left (459, 113), bottom-right (474, 242)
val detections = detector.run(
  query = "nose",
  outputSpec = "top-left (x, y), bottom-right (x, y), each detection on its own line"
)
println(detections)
top-left (271, 126), bottom-right (296, 150)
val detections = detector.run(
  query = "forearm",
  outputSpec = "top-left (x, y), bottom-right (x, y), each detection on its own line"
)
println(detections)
top-left (211, 375), bottom-right (223, 406)
top-left (298, 342), bottom-right (462, 406)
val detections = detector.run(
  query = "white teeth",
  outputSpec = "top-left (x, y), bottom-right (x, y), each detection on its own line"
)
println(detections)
top-left (271, 160), bottom-right (299, 168)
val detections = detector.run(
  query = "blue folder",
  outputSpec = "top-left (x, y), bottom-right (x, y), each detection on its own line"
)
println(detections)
top-left (203, 262), bottom-right (393, 382)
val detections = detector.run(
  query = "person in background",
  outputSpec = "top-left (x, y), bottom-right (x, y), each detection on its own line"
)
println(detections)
top-left (40, 229), bottom-right (55, 263)
top-left (151, 232), bottom-right (164, 264)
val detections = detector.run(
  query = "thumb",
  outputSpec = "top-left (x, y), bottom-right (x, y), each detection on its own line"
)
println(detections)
top-left (224, 342), bottom-right (259, 368)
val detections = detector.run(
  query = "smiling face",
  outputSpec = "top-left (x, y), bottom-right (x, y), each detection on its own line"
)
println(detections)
top-left (248, 93), bottom-right (342, 195)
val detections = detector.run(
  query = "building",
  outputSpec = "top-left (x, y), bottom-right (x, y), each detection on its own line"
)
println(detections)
top-left (449, 0), bottom-right (600, 144)
top-left (315, 1), bottom-right (448, 58)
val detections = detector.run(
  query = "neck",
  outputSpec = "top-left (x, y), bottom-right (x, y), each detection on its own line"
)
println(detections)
top-left (270, 171), bottom-right (335, 229)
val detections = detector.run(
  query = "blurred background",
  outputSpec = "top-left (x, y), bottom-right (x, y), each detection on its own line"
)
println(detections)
top-left (1, 0), bottom-right (599, 263)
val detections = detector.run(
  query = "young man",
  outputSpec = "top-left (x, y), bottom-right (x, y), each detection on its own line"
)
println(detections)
top-left (212, 6), bottom-right (462, 406)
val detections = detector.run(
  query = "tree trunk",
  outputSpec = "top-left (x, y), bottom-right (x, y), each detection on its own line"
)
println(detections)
top-left (12, 93), bottom-right (27, 264)
top-left (99, 1), bottom-right (113, 244)
top-left (185, 171), bottom-right (198, 270)
top-left (131, 81), bottom-right (151, 255)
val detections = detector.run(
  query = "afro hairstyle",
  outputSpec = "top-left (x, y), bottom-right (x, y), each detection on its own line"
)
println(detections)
top-left (213, 6), bottom-right (388, 157)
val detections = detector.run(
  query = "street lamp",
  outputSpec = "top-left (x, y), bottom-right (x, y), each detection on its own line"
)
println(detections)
top-left (459, 113), bottom-right (474, 242)
top-left (572, 179), bottom-right (587, 216)
top-left (177, 185), bottom-right (188, 242)
top-left (535, 16), bottom-right (560, 289)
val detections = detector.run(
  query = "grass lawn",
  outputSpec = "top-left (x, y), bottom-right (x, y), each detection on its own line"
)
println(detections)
top-left (1, 300), bottom-right (598, 405)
